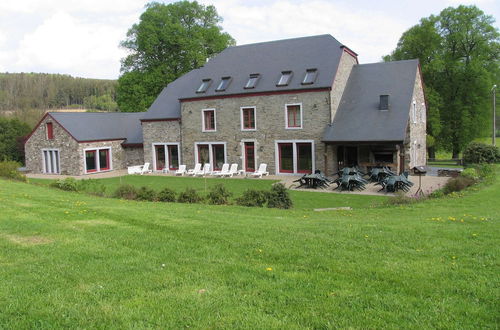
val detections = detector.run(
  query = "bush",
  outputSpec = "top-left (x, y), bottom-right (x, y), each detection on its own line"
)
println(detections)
top-left (177, 188), bottom-right (204, 203)
top-left (136, 186), bottom-right (158, 201)
top-left (386, 192), bottom-right (420, 205)
top-left (0, 160), bottom-right (27, 181)
top-left (50, 177), bottom-right (79, 191)
top-left (463, 142), bottom-right (499, 164)
top-left (207, 184), bottom-right (232, 205)
top-left (267, 183), bottom-right (293, 209)
top-left (236, 189), bottom-right (268, 207)
top-left (473, 163), bottom-right (495, 183)
top-left (442, 176), bottom-right (476, 194)
top-left (157, 187), bottom-right (177, 202)
top-left (114, 184), bottom-right (138, 200)
top-left (460, 168), bottom-right (479, 181)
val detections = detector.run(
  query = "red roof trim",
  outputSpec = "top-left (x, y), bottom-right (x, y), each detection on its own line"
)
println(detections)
top-left (180, 87), bottom-right (331, 102)
top-left (140, 118), bottom-right (180, 123)
top-left (24, 113), bottom-right (79, 145)
top-left (341, 46), bottom-right (359, 64)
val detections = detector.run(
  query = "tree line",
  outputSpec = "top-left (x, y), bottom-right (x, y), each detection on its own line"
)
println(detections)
top-left (0, 72), bottom-right (117, 111)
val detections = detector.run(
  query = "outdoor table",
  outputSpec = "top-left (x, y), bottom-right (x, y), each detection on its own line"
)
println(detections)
top-left (297, 173), bottom-right (330, 189)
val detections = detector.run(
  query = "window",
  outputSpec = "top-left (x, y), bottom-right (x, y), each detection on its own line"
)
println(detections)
top-left (245, 74), bottom-right (260, 89)
top-left (286, 104), bottom-right (302, 129)
top-left (202, 109), bottom-right (216, 131)
top-left (412, 101), bottom-right (417, 123)
top-left (277, 141), bottom-right (314, 174)
top-left (215, 77), bottom-right (231, 91)
top-left (277, 71), bottom-right (292, 86)
top-left (196, 79), bottom-right (211, 93)
top-left (302, 69), bottom-right (317, 85)
top-left (195, 142), bottom-right (226, 171)
top-left (241, 107), bottom-right (256, 130)
top-left (379, 95), bottom-right (389, 110)
top-left (42, 149), bottom-right (59, 174)
top-left (46, 122), bottom-right (54, 139)
top-left (153, 144), bottom-right (180, 171)
top-left (84, 148), bottom-right (111, 173)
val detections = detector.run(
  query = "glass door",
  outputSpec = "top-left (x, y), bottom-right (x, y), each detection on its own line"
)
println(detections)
top-left (297, 143), bottom-right (312, 173)
top-left (168, 145), bottom-right (179, 170)
top-left (244, 142), bottom-right (255, 172)
top-left (154, 145), bottom-right (166, 170)
top-left (278, 143), bottom-right (294, 173)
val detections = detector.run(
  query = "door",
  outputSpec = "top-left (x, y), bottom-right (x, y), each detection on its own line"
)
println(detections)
top-left (278, 143), bottom-right (294, 173)
top-left (167, 145), bottom-right (179, 170)
top-left (197, 144), bottom-right (209, 165)
top-left (85, 150), bottom-right (97, 173)
top-left (297, 143), bottom-right (312, 173)
top-left (244, 142), bottom-right (255, 172)
top-left (155, 145), bottom-right (166, 170)
top-left (345, 146), bottom-right (358, 167)
top-left (43, 150), bottom-right (60, 174)
top-left (212, 144), bottom-right (225, 171)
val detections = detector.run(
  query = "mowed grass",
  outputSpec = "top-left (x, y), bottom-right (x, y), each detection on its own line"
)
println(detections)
top-left (0, 175), bottom-right (499, 328)
top-left (30, 175), bottom-right (386, 210)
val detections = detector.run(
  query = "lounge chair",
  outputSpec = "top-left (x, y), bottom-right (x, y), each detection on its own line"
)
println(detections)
top-left (222, 163), bottom-right (239, 177)
top-left (212, 163), bottom-right (230, 176)
top-left (175, 165), bottom-right (187, 176)
top-left (251, 164), bottom-right (269, 178)
top-left (187, 163), bottom-right (202, 176)
top-left (127, 162), bottom-right (152, 175)
top-left (195, 163), bottom-right (211, 176)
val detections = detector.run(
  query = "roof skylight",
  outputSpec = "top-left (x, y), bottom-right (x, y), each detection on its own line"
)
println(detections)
top-left (196, 79), bottom-right (211, 93)
top-left (276, 71), bottom-right (292, 86)
top-left (216, 77), bottom-right (231, 91)
top-left (245, 74), bottom-right (260, 89)
top-left (302, 69), bottom-right (317, 85)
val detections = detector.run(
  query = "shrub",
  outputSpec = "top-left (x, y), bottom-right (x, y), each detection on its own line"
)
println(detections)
top-left (157, 187), bottom-right (177, 202)
top-left (267, 183), bottom-right (293, 209)
top-left (385, 192), bottom-right (420, 205)
top-left (50, 177), bottom-right (79, 191)
top-left (463, 142), bottom-right (499, 164)
top-left (0, 161), bottom-right (27, 181)
top-left (136, 186), bottom-right (158, 201)
top-left (473, 163), bottom-right (495, 183)
top-left (442, 176), bottom-right (476, 194)
top-left (236, 189), bottom-right (268, 207)
top-left (460, 168), bottom-right (479, 181)
top-left (207, 184), bottom-right (232, 205)
top-left (114, 184), bottom-right (138, 200)
top-left (177, 188), bottom-right (204, 203)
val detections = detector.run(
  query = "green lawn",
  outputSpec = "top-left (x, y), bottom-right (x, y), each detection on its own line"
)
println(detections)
top-left (30, 175), bottom-right (386, 210)
top-left (0, 175), bottom-right (498, 328)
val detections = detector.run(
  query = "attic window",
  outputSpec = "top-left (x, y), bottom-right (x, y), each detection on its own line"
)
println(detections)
top-left (379, 95), bottom-right (389, 110)
top-left (216, 77), bottom-right (231, 91)
top-left (302, 69), bottom-right (317, 85)
top-left (277, 71), bottom-right (292, 86)
top-left (245, 74), bottom-right (260, 89)
top-left (196, 79), bottom-right (211, 93)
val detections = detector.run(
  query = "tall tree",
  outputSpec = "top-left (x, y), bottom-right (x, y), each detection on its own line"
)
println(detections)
top-left (117, 1), bottom-right (235, 112)
top-left (385, 5), bottom-right (500, 158)
top-left (0, 118), bottom-right (31, 163)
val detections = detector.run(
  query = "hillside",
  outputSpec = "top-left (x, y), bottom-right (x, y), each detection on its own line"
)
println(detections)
top-left (0, 175), bottom-right (498, 327)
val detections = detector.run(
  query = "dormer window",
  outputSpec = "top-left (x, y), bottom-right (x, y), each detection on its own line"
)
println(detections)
top-left (379, 95), bottom-right (389, 110)
top-left (196, 79), bottom-right (211, 93)
top-left (216, 77), bottom-right (231, 91)
top-left (245, 74), bottom-right (260, 89)
top-left (302, 69), bottom-right (317, 85)
top-left (277, 71), bottom-right (292, 86)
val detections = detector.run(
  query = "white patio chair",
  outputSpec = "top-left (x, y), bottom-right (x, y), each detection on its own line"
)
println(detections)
top-left (187, 163), bottom-right (201, 176)
top-left (127, 162), bottom-right (152, 175)
top-left (212, 163), bottom-right (229, 176)
top-left (251, 164), bottom-right (269, 178)
top-left (224, 163), bottom-right (239, 177)
top-left (175, 165), bottom-right (187, 176)
top-left (195, 163), bottom-right (211, 176)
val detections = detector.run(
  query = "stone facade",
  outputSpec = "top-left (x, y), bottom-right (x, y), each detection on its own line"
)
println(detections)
top-left (124, 147), bottom-right (144, 167)
top-left (142, 120), bottom-right (181, 170)
top-left (180, 90), bottom-right (331, 174)
top-left (330, 51), bottom-right (357, 122)
top-left (25, 115), bottom-right (80, 175)
top-left (407, 69), bottom-right (427, 168)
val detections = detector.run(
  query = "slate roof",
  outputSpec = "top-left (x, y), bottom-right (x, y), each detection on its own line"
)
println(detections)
top-left (322, 59), bottom-right (419, 143)
top-left (49, 112), bottom-right (145, 144)
top-left (142, 34), bottom-right (349, 120)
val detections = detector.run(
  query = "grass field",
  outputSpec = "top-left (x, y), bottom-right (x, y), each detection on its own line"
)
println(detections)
top-left (0, 174), bottom-right (498, 328)
top-left (29, 175), bottom-right (387, 210)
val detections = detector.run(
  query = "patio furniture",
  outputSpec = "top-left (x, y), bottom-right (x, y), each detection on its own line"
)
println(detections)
top-left (187, 163), bottom-right (202, 176)
top-left (368, 166), bottom-right (395, 183)
top-left (376, 172), bottom-right (414, 193)
top-left (175, 165), bottom-right (187, 176)
top-left (127, 162), bottom-right (152, 175)
top-left (333, 167), bottom-right (368, 191)
top-left (212, 163), bottom-right (230, 176)
top-left (195, 163), bottom-right (211, 176)
top-left (223, 163), bottom-right (239, 177)
top-left (294, 171), bottom-right (331, 189)
top-left (250, 164), bottom-right (269, 178)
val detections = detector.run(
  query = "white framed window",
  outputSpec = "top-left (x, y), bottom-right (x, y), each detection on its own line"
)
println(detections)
top-left (42, 149), bottom-right (60, 174)
top-left (240, 106), bottom-right (256, 131)
top-left (194, 142), bottom-right (227, 171)
top-left (285, 103), bottom-right (303, 129)
top-left (83, 147), bottom-right (112, 174)
top-left (202, 108), bottom-right (216, 132)
top-left (152, 142), bottom-right (181, 171)
top-left (274, 140), bottom-right (315, 175)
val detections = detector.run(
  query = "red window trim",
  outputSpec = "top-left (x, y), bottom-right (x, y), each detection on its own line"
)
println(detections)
top-left (242, 107), bottom-right (255, 130)
top-left (203, 109), bottom-right (215, 131)
top-left (85, 150), bottom-right (97, 173)
top-left (46, 122), bottom-right (54, 139)
top-left (99, 149), bottom-right (110, 171)
top-left (85, 148), bottom-right (111, 173)
top-left (296, 143), bottom-right (312, 174)
top-left (278, 143), bottom-right (294, 173)
top-left (244, 142), bottom-right (255, 172)
top-left (211, 144), bottom-right (225, 171)
top-left (168, 145), bottom-right (179, 170)
top-left (286, 105), bottom-right (301, 128)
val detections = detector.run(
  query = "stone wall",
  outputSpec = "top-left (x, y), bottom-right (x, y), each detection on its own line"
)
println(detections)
top-left (180, 91), bottom-right (331, 174)
top-left (407, 68), bottom-right (427, 168)
top-left (142, 120), bottom-right (181, 167)
top-left (25, 115), bottom-right (81, 175)
top-left (124, 147), bottom-right (144, 167)
top-left (330, 51), bottom-right (357, 122)
top-left (77, 140), bottom-right (126, 175)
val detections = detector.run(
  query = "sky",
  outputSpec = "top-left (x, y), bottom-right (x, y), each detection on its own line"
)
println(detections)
top-left (0, 0), bottom-right (498, 80)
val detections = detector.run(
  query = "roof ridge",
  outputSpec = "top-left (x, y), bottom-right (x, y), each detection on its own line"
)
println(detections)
top-left (355, 59), bottom-right (419, 67)
top-left (225, 34), bottom-right (341, 50)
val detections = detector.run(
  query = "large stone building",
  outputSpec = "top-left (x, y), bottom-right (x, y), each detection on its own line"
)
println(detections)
top-left (25, 34), bottom-right (427, 176)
